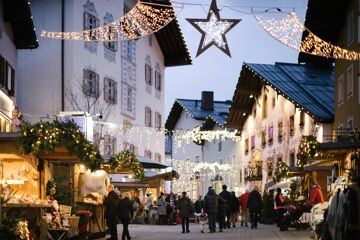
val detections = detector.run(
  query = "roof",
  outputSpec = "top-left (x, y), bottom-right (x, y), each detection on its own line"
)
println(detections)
top-left (227, 62), bottom-right (334, 130)
top-left (138, 156), bottom-right (169, 169)
top-left (143, 0), bottom-right (191, 67)
top-left (3, 0), bottom-right (39, 49)
top-left (165, 99), bottom-right (231, 131)
top-left (298, 0), bottom-right (348, 64)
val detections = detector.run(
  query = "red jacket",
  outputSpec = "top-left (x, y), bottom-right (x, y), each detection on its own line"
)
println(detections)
top-left (239, 192), bottom-right (249, 210)
top-left (307, 184), bottom-right (324, 205)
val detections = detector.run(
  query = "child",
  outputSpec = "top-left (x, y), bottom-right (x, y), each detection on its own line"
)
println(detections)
top-left (195, 209), bottom-right (208, 233)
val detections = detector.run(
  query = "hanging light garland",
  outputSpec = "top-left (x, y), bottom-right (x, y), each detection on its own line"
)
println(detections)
top-left (253, 10), bottom-right (360, 60)
top-left (41, 2), bottom-right (180, 41)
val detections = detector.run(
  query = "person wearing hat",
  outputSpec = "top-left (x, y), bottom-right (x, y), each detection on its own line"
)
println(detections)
top-left (177, 191), bottom-right (193, 233)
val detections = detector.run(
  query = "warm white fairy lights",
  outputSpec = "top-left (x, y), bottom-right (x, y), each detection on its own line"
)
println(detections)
top-left (41, 2), bottom-right (179, 41)
top-left (253, 10), bottom-right (360, 60)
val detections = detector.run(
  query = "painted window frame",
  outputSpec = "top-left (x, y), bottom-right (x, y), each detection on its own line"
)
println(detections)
top-left (104, 77), bottom-right (117, 104)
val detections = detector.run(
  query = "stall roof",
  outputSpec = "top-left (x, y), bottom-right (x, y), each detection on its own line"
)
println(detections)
top-left (141, 170), bottom-right (179, 181)
top-left (112, 182), bottom-right (150, 189)
top-left (138, 156), bottom-right (169, 169)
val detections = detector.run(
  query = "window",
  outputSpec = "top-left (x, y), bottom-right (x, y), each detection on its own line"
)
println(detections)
top-left (218, 141), bottom-right (222, 152)
top-left (104, 78), bottom-right (117, 104)
top-left (348, 116), bottom-right (353, 131)
top-left (155, 112), bottom-right (162, 129)
top-left (346, 11), bottom-right (354, 45)
top-left (145, 107), bottom-right (152, 127)
top-left (0, 56), bottom-right (15, 96)
top-left (219, 158), bottom-right (223, 165)
top-left (145, 64), bottom-right (152, 85)
top-left (245, 138), bottom-right (249, 154)
top-left (83, 12), bottom-right (99, 40)
top-left (272, 96), bottom-right (276, 108)
top-left (347, 64), bottom-right (353, 97)
top-left (127, 87), bottom-right (133, 111)
top-left (83, 69), bottom-right (99, 97)
top-left (177, 135), bottom-right (182, 148)
top-left (338, 75), bottom-right (344, 105)
top-left (149, 35), bottom-right (152, 46)
top-left (300, 111), bottom-right (305, 127)
top-left (262, 95), bottom-right (268, 119)
top-left (289, 115), bottom-right (295, 136)
top-left (154, 153), bottom-right (161, 162)
top-left (232, 155), bottom-right (236, 165)
top-left (126, 41), bottom-right (133, 60)
top-left (261, 129), bottom-right (266, 146)
top-left (195, 156), bottom-right (200, 163)
top-left (268, 126), bottom-right (274, 143)
top-left (155, 71), bottom-right (161, 91)
top-left (290, 152), bottom-right (295, 167)
top-left (186, 136), bottom-right (191, 145)
top-left (104, 135), bottom-right (117, 157)
top-left (144, 150), bottom-right (152, 159)
top-left (251, 135), bottom-right (255, 149)
top-left (103, 13), bottom-right (118, 52)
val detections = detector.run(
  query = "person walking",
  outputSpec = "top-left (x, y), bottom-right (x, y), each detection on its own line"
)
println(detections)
top-left (104, 185), bottom-right (119, 240)
top-left (157, 192), bottom-right (167, 224)
top-left (239, 189), bottom-right (250, 227)
top-left (230, 191), bottom-right (240, 227)
top-left (248, 185), bottom-right (262, 229)
top-left (218, 194), bottom-right (227, 232)
top-left (118, 192), bottom-right (134, 240)
top-left (204, 187), bottom-right (218, 233)
top-left (219, 185), bottom-right (232, 228)
top-left (177, 192), bottom-right (193, 233)
top-left (274, 188), bottom-right (286, 227)
top-left (144, 192), bottom-right (153, 223)
top-left (306, 180), bottom-right (324, 206)
top-left (194, 195), bottom-right (204, 223)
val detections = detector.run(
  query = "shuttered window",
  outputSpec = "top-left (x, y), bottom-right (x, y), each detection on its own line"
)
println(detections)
top-left (145, 64), bottom-right (152, 85)
top-left (104, 77), bottom-right (117, 104)
top-left (83, 12), bottom-right (99, 40)
top-left (145, 107), bottom-right (152, 127)
top-left (83, 69), bottom-right (99, 97)
top-left (155, 112), bottom-right (161, 129)
top-left (155, 71), bottom-right (161, 91)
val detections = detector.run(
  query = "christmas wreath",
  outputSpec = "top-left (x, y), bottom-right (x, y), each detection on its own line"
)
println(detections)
top-left (109, 151), bottom-right (144, 179)
top-left (297, 135), bottom-right (318, 169)
top-left (273, 161), bottom-right (289, 183)
top-left (18, 120), bottom-right (103, 172)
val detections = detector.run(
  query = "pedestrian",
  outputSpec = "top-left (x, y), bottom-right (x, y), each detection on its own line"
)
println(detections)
top-left (118, 192), bottom-right (134, 240)
top-left (306, 180), bottom-right (324, 206)
top-left (177, 191), bottom-right (193, 233)
top-left (165, 192), bottom-right (176, 224)
top-left (204, 187), bottom-right (219, 233)
top-left (144, 192), bottom-right (153, 223)
top-left (157, 192), bottom-right (167, 225)
top-left (218, 194), bottom-right (227, 232)
top-left (219, 185), bottom-right (232, 228)
top-left (239, 189), bottom-right (250, 227)
top-left (230, 191), bottom-right (240, 227)
top-left (248, 185), bottom-right (262, 229)
top-left (104, 185), bottom-right (119, 240)
top-left (194, 195), bottom-right (204, 223)
top-left (274, 188), bottom-right (286, 227)
top-left (194, 209), bottom-right (208, 233)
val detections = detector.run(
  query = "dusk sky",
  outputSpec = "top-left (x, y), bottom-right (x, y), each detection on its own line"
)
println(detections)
top-left (165, 0), bottom-right (308, 117)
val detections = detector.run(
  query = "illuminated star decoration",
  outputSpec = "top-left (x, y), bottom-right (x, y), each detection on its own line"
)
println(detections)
top-left (186, 0), bottom-right (241, 57)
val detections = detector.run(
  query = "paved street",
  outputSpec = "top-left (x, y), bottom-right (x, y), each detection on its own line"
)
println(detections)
top-left (116, 224), bottom-right (313, 240)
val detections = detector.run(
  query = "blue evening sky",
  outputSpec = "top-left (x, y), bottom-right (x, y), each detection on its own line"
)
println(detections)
top-left (165, 0), bottom-right (308, 117)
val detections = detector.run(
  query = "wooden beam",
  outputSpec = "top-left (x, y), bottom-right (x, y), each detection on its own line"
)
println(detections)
top-left (236, 86), bottom-right (261, 96)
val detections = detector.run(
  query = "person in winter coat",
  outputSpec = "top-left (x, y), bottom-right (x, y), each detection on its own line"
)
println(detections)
top-left (204, 187), bottom-right (218, 233)
top-left (118, 192), bottom-right (134, 240)
top-left (248, 185), bottom-right (262, 229)
top-left (104, 185), bottom-right (119, 240)
top-left (219, 185), bottom-right (232, 228)
top-left (157, 192), bottom-right (167, 224)
top-left (194, 195), bottom-right (204, 223)
top-left (177, 192), bottom-right (193, 233)
top-left (218, 194), bottom-right (227, 232)
top-left (274, 188), bottom-right (286, 227)
top-left (239, 190), bottom-right (250, 227)
top-left (307, 180), bottom-right (324, 206)
top-left (230, 191), bottom-right (240, 227)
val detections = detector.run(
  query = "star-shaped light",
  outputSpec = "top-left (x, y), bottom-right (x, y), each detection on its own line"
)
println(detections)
top-left (187, 0), bottom-right (241, 57)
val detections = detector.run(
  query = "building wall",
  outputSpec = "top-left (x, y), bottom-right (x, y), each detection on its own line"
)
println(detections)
top-left (334, 0), bottom-right (360, 129)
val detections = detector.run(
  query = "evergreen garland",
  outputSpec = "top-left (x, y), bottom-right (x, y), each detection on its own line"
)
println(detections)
top-left (109, 151), bottom-right (144, 179)
top-left (297, 135), bottom-right (318, 169)
top-left (18, 120), bottom-right (103, 172)
top-left (273, 161), bottom-right (289, 183)
top-left (46, 178), bottom-right (56, 196)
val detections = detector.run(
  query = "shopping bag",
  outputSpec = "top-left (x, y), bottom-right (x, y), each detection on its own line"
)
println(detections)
top-left (176, 212), bottom-right (182, 224)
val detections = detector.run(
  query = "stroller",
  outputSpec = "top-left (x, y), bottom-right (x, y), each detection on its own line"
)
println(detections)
top-left (279, 205), bottom-right (306, 231)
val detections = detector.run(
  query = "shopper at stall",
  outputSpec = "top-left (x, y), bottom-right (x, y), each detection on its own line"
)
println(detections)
top-left (194, 195), bottom-right (204, 223)
top-left (104, 185), bottom-right (119, 240)
top-left (118, 192), bottom-right (134, 240)
top-left (230, 191), bottom-right (240, 227)
top-left (248, 185), bottom-right (262, 229)
top-left (307, 180), bottom-right (324, 206)
top-left (239, 189), bottom-right (250, 227)
top-left (274, 188), bottom-right (286, 227)
top-left (157, 192), bottom-right (167, 225)
top-left (204, 187), bottom-right (219, 233)
top-left (177, 191), bottom-right (193, 233)
top-left (219, 185), bottom-right (232, 228)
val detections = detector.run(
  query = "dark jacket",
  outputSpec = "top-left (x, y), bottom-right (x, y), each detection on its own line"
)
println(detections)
top-left (104, 190), bottom-right (119, 224)
top-left (275, 193), bottom-right (285, 209)
top-left (247, 190), bottom-right (262, 212)
top-left (177, 196), bottom-right (193, 218)
top-left (230, 194), bottom-right (240, 213)
top-left (204, 189), bottom-right (218, 214)
top-left (218, 195), bottom-right (227, 216)
top-left (219, 190), bottom-right (232, 214)
top-left (194, 199), bottom-right (204, 213)
top-left (118, 197), bottom-right (134, 220)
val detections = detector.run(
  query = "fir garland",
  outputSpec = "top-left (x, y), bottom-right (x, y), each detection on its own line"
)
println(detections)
top-left (17, 120), bottom-right (103, 172)
top-left (273, 161), bottom-right (289, 183)
top-left (297, 135), bottom-right (318, 169)
top-left (109, 151), bottom-right (144, 179)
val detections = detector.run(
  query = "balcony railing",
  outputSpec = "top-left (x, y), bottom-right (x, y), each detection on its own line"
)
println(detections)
top-left (322, 129), bottom-right (357, 143)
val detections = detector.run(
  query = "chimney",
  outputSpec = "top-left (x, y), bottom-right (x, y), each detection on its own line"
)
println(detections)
top-left (201, 91), bottom-right (214, 110)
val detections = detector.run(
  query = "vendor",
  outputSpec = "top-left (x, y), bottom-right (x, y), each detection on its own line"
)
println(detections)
top-left (306, 180), bottom-right (324, 206)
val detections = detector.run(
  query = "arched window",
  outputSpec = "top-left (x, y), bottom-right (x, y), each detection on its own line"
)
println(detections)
top-left (262, 95), bottom-right (268, 119)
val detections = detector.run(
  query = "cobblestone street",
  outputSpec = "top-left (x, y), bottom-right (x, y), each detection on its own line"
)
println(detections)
top-left (117, 224), bottom-right (313, 240)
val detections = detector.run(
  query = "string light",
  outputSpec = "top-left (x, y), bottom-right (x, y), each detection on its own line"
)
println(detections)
top-left (253, 10), bottom-right (360, 60)
top-left (41, 2), bottom-right (180, 41)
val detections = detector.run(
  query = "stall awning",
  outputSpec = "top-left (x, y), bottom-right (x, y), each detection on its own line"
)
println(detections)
top-left (112, 182), bottom-right (149, 189)
top-left (138, 156), bottom-right (169, 169)
top-left (141, 170), bottom-right (179, 182)
top-left (267, 177), bottom-right (301, 190)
